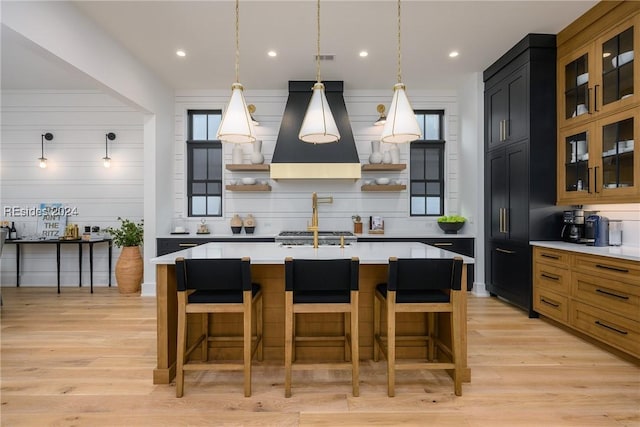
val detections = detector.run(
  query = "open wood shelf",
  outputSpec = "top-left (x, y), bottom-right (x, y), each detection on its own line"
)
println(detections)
top-left (225, 164), bottom-right (270, 171)
top-left (225, 184), bottom-right (271, 192)
top-left (361, 184), bottom-right (406, 192)
top-left (361, 164), bottom-right (406, 171)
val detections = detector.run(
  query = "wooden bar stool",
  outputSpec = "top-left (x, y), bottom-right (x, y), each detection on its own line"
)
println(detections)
top-left (284, 257), bottom-right (360, 397)
top-left (175, 257), bottom-right (263, 397)
top-left (374, 257), bottom-right (464, 396)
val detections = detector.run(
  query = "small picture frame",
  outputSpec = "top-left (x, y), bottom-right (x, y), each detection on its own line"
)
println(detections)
top-left (369, 216), bottom-right (384, 234)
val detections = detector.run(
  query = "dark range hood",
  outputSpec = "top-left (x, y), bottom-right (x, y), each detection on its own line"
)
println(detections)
top-left (270, 81), bottom-right (361, 179)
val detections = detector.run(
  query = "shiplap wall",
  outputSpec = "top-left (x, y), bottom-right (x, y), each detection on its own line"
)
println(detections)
top-left (0, 90), bottom-right (144, 288)
top-left (173, 89), bottom-right (468, 236)
top-left (581, 203), bottom-right (640, 247)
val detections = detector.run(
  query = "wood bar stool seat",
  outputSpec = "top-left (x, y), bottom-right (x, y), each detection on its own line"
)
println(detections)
top-left (175, 257), bottom-right (263, 397)
top-left (284, 257), bottom-right (360, 397)
top-left (374, 256), bottom-right (464, 396)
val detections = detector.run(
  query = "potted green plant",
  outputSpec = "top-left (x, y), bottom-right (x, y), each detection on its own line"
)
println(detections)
top-left (107, 217), bottom-right (144, 295)
top-left (437, 215), bottom-right (466, 234)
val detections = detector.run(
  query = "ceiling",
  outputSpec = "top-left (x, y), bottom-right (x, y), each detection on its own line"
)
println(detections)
top-left (2, 0), bottom-right (598, 92)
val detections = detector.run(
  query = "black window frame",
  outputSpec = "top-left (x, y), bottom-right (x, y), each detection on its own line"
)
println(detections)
top-left (409, 110), bottom-right (446, 217)
top-left (186, 110), bottom-right (223, 217)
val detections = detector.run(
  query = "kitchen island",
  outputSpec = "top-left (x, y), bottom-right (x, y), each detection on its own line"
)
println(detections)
top-left (151, 241), bottom-right (474, 385)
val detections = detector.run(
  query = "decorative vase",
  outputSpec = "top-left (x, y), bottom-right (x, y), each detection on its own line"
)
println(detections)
top-left (230, 214), bottom-right (243, 234)
top-left (382, 150), bottom-right (392, 164)
top-left (369, 141), bottom-right (383, 164)
top-left (250, 140), bottom-right (265, 164)
top-left (243, 214), bottom-right (256, 234)
top-left (389, 145), bottom-right (400, 164)
top-left (232, 144), bottom-right (243, 164)
top-left (115, 246), bottom-right (143, 295)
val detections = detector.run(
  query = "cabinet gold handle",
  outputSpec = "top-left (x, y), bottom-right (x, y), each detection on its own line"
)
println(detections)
top-left (541, 253), bottom-right (560, 260)
top-left (595, 264), bottom-right (629, 273)
top-left (595, 320), bottom-right (628, 335)
top-left (595, 288), bottom-right (629, 300)
top-left (541, 273), bottom-right (560, 281)
top-left (498, 208), bottom-right (503, 233)
top-left (432, 243), bottom-right (453, 246)
top-left (178, 243), bottom-right (198, 248)
top-left (496, 248), bottom-right (515, 254)
top-left (499, 120), bottom-right (503, 141)
top-left (541, 298), bottom-right (560, 308)
top-left (505, 119), bottom-right (509, 139)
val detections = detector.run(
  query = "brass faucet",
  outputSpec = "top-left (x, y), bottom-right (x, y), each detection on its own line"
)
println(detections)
top-left (307, 192), bottom-right (333, 248)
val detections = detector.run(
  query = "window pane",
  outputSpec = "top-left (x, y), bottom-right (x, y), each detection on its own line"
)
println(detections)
top-left (192, 183), bottom-right (206, 194)
top-left (208, 148), bottom-right (222, 179)
top-left (193, 115), bottom-right (207, 140)
top-left (208, 115), bottom-right (221, 140)
top-left (411, 181), bottom-right (426, 195)
top-left (207, 182), bottom-right (221, 194)
top-left (424, 114), bottom-right (440, 140)
top-left (207, 196), bottom-right (222, 216)
top-left (426, 197), bottom-right (441, 215)
top-left (425, 150), bottom-right (440, 180)
top-left (415, 114), bottom-right (425, 138)
top-left (411, 197), bottom-right (425, 215)
top-left (426, 182), bottom-right (440, 194)
top-left (192, 196), bottom-right (206, 216)
top-left (410, 149), bottom-right (424, 179)
top-left (193, 148), bottom-right (207, 180)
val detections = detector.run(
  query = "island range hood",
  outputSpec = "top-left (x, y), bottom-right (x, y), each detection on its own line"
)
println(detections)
top-left (270, 81), bottom-right (361, 180)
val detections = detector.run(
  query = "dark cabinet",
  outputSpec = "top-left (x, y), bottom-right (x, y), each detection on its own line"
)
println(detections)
top-left (484, 34), bottom-right (563, 316)
top-left (156, 237), bottom-right (274, 256)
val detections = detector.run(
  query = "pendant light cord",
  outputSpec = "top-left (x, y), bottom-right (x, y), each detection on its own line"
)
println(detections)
top-left (235, 0), bottom-right (240, 83)
top-left (397, 0), bottom-right (402, 84)
top-left (316, 0), bottom-right (321, 83)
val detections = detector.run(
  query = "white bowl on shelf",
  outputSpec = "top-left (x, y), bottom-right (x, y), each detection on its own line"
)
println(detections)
top-left (576, 73), bottom-right (588, 86)
top-left (241, 177), bottom-right (256, 185)
top-left (363, 180), bottom-right (373, 186)
top-left (612, 51), bottom-right (634, 68)
top-left (375, 177), bottom-right (390, 185)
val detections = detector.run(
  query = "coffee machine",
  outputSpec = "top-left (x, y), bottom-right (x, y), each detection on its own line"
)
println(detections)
top-left (585, 214), bottom-right (609, 246)
top-left (561, 209), bottom-right (586, 243)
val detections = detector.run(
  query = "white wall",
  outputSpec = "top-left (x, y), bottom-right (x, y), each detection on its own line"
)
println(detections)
top-left (0, 90), bottom-right (144, 287)
top-left (581, 203), bottom-right (640, 247)
top-left (171, 89), bottom-right (477, 237)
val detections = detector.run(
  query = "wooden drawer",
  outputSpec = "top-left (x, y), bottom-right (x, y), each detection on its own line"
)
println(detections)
top-left (573, 254), bottom-right (640, 286)
top-left (533, 247), bottom-right (571, 269)
top-left (572, 272), bottom-right (640, 321)
top-left (571, 300), bottom-right (640, 358)
top-left (534, 262), bottom-right (571, 295)
top-left (533, 288), bottom-right (569, 323)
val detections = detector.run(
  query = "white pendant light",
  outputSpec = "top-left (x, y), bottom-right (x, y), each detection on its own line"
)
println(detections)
top-left (217, 0), bottom-right (256, 144)
top-left (381, 0), bottom-right (421, 144)
top-left (298, 0), bottom-right (340, 144)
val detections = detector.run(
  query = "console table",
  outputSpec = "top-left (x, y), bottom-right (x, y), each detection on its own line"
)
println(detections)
top-left (6, 238), bottom-right (112, 293)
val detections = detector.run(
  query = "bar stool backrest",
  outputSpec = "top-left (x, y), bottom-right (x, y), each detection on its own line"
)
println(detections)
top-left (389, 258), bottom-right (463, 292)
top-left (286, 258), bottom-right (359, 293)
top-left (176, 258), bottom-right (251, 292)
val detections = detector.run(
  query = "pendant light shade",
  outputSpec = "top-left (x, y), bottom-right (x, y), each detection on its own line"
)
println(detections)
top-left (381, 83), bottom-right (421, 143)
top-left (381, 0), bottom-right (421, 144)
top-left (216, 0), bottom-right (256, 144)
top-left (217, 83), bottom-right (256, 143)
top-left (299, 0), bottom-right (340, 144)
top-left (299, 82), bottom-right (340, 144)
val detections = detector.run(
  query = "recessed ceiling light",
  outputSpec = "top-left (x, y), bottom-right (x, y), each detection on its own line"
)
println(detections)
top-left (359, 51), bottom-right (369, 58)
top-left (268, 50), bottom-right (277, 57)
top-left (449, 51), bottom-right (459, 58)
top-left (176, 49), bottom-right (186, 57)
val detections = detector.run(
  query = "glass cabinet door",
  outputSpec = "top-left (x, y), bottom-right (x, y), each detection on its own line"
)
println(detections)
top-left (601, 26), bottom-right (634, 106)
top-left (564, 130), bottom-right (591, 194)
top-left (601, 116), bottom-right (635, 190)
top-left (565, 54), bottom-right (590, 120)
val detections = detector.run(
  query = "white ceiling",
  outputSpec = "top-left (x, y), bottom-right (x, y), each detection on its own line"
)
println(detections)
top-left (2, 0), bottom-right (598, 92)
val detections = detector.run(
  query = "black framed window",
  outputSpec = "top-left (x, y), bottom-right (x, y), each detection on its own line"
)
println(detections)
top-left (187, 110), bottom-right (223, 217)
top-left (410, 110), bottom-right (445, 216)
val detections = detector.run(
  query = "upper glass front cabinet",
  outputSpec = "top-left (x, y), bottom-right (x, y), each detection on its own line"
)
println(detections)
top-left (602, 26), bottom-right (634, 106)
top-left (564, 54), bottom-right (590, 120)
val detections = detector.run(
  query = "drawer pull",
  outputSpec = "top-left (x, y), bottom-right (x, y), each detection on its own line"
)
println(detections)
top-left (496, 248), bottom-right (515, 254)
top-left (432, 243), bottom-right (453, 246)
top-left (541, 253), bottom-right (560, 260)
top-left (595, 320), bottom-right (628, 336)
top-left (178, 243), bottom-right (199, 248)
top-left (540, 298), bottom-right (560, 308)
top-left (541, 273), bottom-right (560, 281)
top-left (595, 264), bottom-right (629, 273)
top-left (595, 288), bottom-right (629, 300)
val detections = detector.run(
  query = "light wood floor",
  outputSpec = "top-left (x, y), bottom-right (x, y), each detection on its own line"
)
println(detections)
top-left (1, 287), bottom-right (638, 427)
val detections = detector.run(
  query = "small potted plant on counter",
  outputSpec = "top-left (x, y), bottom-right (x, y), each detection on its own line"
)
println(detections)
top-left (107, 217), bottom-right (144, 295)
top-left (437, 215), bottom-right (466, 234)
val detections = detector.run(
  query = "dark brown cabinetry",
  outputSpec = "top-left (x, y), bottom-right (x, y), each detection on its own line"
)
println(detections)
top-left (484, 34), bottom-right (563, 316)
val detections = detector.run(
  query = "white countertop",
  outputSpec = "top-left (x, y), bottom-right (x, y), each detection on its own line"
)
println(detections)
top-left (157, 232), bottom-right (474, 239)
top-left (530, 241), bottom-right (640, 263)
top-left (151, 241), bottom-right (475, 265)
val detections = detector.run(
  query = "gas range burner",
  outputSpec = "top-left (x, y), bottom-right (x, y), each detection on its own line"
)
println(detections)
top-left (276, 230), bottom-right (357, 246)
top-left (278, 231), bottom-right (355, 237)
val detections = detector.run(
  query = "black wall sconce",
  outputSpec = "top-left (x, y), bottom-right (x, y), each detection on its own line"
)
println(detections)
top-left (103, 132), bottom-right (116, 168)
top-left (38, 133), bottom-right (54, 168)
